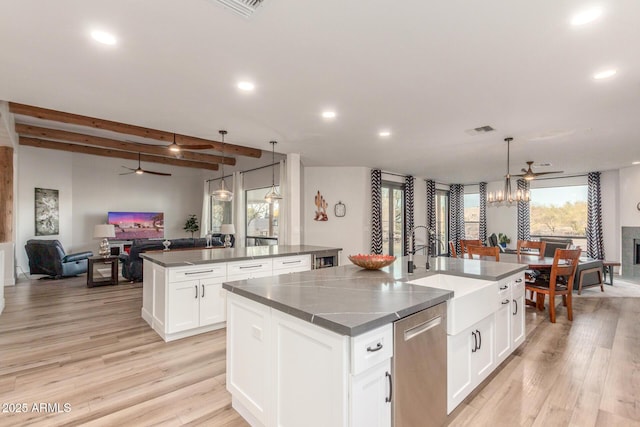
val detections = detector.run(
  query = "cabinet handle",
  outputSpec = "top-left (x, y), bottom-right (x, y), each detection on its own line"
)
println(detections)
top-left (501, 299), bottom-right (510, 305)
top-left (185, 270), bottom-right (214, 275)
top-left (471, 331), bottom-right (477, 353)
top-left (513, 299), bottom-right (518, 315)
top-left (385, 371), bottom-right (393, 403)
top-left (202, 284), bottom-right (205, 298)
top-left (500, 285), bottom-right (508, 290)
top-left (239, 265), bottom-right (263, 269)
top-left (515, 278), bottom-right (523, 283)
top-left (194, 285), bottom-right (198, 299)
top-left (477, 329), bottom-right (482, 350)
top-left (282, 260), bottom-right (302, 265)
top-left (366, 342), bottom-right (383, 352)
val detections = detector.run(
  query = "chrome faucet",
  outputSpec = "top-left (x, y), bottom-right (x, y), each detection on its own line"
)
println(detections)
top-left (408, 225), bottom-right (431, 273)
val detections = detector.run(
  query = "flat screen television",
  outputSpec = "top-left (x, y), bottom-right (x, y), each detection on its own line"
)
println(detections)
top-left (107, 211), bottom-right (164, 240)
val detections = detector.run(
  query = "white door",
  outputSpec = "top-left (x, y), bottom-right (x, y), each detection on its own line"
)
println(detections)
top-left (495, 298), bottom-right (511, 365)
top-left (472, 314), bottom-right (495, 384)
top-left (511, 293), bottom-right (526, 347)
top-left (199, 279), bottom-right (225, 326)
top-left (167, 280), bottom-right (200, 333)
top-left (447, 328), bottom-right (474, 413)
top-left (350, 359), bottom-right (392, 427)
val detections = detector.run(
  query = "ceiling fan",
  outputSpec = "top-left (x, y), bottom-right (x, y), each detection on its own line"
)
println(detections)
top-left (120, 153), bottom-right (171, 176)
top-left (166, 133), bottom-right (215, 152)
top-left (515, 161), bottom-right (564, 180)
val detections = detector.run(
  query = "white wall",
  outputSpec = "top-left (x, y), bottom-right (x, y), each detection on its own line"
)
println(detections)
top-left (601, 170), bottom-right (620, 264)
top-left (16, 146), bottom-right (205, 277)
top-left (303, 167), bottom-right (370, 264)
top-left (619, 165), bottom-right (640, 227)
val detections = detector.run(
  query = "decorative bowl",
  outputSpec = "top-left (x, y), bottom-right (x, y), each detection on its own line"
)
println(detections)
top-left (348, 254), bottom-right (396, 270)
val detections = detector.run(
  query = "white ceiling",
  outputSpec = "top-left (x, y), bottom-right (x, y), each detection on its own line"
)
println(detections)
top-left (1, 0), bottom-right (639, 183)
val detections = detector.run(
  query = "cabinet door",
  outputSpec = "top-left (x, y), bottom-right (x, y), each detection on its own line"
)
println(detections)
top-left (447, 329), bottom-right (474, 413)
top-left (350, 359), bottom-right (391, 427)
top-left (226, 294), bottom-right (271, 425)
top-left (472, 314), bottom-right (495, 384)
top-left (511, 292), bottom-right (526, 347)
top-left (167, 280), bottom-right (200, 333)
top-left (495, 298), bottom-right (511, 365)
top-left (199, 278), bottom-right (226, 326)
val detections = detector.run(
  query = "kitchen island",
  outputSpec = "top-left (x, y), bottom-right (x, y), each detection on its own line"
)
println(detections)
top-left (139, 245), bottom-right (340, 341)
top-left (223, 255), bottom-right (527, 426)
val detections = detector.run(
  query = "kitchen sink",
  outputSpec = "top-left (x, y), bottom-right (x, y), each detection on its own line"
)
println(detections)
top-left (408, 274), bottom-right (498, 335)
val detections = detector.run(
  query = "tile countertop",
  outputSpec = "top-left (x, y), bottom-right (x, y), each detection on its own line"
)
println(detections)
top-left (139, 245), bottom-right (341, 267)
top-left (223, 255), bottom-right (528, 337)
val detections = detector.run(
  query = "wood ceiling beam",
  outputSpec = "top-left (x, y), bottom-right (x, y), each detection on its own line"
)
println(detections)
top-left (15, 123), bottom-right (235, 166)
top-left (9, 102), bottom-right (263, 158)
top-left (19, 137), bottom-right (219, 171)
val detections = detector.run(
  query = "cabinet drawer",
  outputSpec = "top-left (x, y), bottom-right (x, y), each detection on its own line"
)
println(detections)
top-left (511, 274), bottom-right (525, 297)
top-left (227, 259), bottom-right (273, 277)
top-left (351, 324), bottom-right (393, 375)
top-left (168, 264), bottom-right (226, 282)
top-left (273, 255), bottom-right (311, 272)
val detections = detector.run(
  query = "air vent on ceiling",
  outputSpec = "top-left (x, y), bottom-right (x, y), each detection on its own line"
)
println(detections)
top-left (464, 125), bottom-right (495, 136)
top-left (212, 0), bottom-right (265, 18)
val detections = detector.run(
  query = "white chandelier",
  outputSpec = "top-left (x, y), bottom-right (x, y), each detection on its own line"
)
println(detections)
top-left (487, 137), bottom-right (530, 205)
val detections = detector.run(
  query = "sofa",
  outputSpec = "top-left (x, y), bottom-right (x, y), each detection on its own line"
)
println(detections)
top-left (25, 239), bottom-right (94, 279)
top-left (120, 235), bottom-right (233, 282)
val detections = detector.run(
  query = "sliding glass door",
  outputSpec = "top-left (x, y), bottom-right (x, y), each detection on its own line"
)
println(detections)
top-left (381, 182), bottom-right (404, 256)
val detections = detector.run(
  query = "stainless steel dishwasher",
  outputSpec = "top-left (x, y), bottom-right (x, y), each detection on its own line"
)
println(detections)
top-left (393, 302), bottom-right (447, 426)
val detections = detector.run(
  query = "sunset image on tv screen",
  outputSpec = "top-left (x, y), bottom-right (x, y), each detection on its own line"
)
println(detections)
top-left (107, 212), bottom-right (164, 240)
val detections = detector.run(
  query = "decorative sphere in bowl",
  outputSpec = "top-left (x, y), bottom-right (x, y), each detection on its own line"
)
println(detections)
top-left (348, 254), bottom-right (396, 270)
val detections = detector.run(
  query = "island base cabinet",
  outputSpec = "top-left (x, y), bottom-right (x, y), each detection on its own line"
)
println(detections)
top-left (495, 297), bottom-right (512, 365)
top-left (447, 313), bottom-right (495, 413)
top-left (226, 293), bottom-right (271, 426)
top-left (167, 279), bottom-right (200, 333)
top-left (511, 283), bottom-right (525, 347)
top-left (350, 359), bottom-right (391, 427)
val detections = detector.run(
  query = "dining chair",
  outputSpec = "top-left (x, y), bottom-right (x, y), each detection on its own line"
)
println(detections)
top-left (525, 248), bottom-right (581, 323)
top-left (517, 240), bottom-right (547, 301)
top-left (460, 239), bottom-right (482, 255)
top-left (467, 245), bottom-right (500, 261)
top-left (449, 241), bottom-right (457, 258)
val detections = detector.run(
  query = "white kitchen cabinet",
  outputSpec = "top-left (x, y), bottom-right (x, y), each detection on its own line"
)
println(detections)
top-left (511, 276), bottom-right (526, 347)
top-left (495, 279), bottom-right (512, 365)
top-left (272, 254), bottom-right (311, 274)
top-left (447, 313), bottom-right (495, 413)
top-left (227, 258), bottom-right (273, 281)
top-left (350, 359), bottom-right (392, 427)
top-left (167, 279), bottom-right (200, 333)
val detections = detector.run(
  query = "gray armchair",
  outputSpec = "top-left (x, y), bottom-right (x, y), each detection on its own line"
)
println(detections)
top-left (25, 239), bottom-right (93, 279)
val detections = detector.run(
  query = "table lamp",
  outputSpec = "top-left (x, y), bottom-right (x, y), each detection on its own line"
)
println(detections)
top-left (94, 224), bottom-right (116, 257)
top-left (220, 224), bottom-right (235, 248)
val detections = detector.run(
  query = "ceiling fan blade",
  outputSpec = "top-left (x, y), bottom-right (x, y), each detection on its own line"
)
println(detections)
top-left (143, 169), bottom-right (172, 176)
top-left (521, 168), bottom-right (528, 173)
top-left (121, 166), bottom-right (136, 172)
top-left (177, 144), bottom-right (214, 150)
top-left (531, 170), bottom-right (564, 176)
top-left (119, 171), bottom-right (135, 175)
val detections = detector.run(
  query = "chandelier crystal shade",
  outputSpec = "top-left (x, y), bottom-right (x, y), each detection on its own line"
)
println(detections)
top-left (264, 140), bottom-right (283, 203)
top-left (487, 137), bottom-right (530, 205)
top-left (212, 130), bottom-right (234, 202)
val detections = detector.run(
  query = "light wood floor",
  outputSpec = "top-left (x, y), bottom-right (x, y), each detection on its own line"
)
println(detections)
top-left (1, 276), bottom-right (639, 426)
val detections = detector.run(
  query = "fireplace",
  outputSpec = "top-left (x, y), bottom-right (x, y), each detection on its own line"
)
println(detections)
top-left (621, 227), bottom-right (640, 278)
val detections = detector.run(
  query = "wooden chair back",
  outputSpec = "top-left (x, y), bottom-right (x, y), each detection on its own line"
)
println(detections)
top-left (467, 245), bottom-right (500, 261)
top-left (517, 240), bottom-right (546, 258)
top-left (460, 239), bottom-right (482, 254)
top-left (549, 248), bottom-right (582, 291)
top-left (449, 241), bottom-right (457, 258)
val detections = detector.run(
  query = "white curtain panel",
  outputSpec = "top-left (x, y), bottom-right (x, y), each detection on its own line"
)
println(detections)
top-left (232, 171), bottom-right (246, 248)
top-left (200, 180), bottom-right (210, 237)
top-left (279, 159), bottom-right (289, 245)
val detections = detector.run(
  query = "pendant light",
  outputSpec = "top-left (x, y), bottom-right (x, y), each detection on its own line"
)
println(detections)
top-left (264, 140), bottom-right (283, 203)
top-left (211, 130), bottom-right (233, 202)
top-left (168, 133), bottom-right (181, 152)
top-left (487, 137), bottom-right (530, 205)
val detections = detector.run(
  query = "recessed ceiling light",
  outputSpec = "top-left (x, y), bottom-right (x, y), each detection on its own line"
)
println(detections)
top-left (593, 69), bottom-right (617, 80)
top-left (322, 111), bottom-right (336, 119)
top-left (90, 30), bottom-right (117, 45)
top-left (633, 161), bottom-right (640, 165)
top-left (237, 81), bottom-right (255, 91)
top-left (379, 131), bottom-right (391, 137)
top-left (570, 8), bottom-right (603, 26)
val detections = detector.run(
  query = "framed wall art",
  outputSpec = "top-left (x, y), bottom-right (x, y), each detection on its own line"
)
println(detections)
top-left (34, 187), bottom-right (59, 236)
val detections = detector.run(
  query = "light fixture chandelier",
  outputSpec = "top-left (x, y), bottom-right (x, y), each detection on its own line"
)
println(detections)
top-left (211, 130), bottom-right (233, 202)
top-left (264, 141), bottom-right (283, 203)
top-left (168, 133), bottom-right (181, 152)
top-left (487, 137), bottom-right (530, 205)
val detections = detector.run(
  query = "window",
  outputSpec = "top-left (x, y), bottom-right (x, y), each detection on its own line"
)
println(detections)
top-left (245, 187), bottom-right (279, 246)
top-left (464, 193), bottom-right (480, 240)
top-left (530, 185), bottom-right (588, 248)
top-left (381, 182), bottom-right (404, 256)
top-left (210, 198), bottom-right (232, 233)
top-left (434, 190), bottom-right (449, 256)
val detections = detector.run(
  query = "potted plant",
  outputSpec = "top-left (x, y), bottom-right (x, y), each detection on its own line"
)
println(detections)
top-left (183, 214), bottom-right (200, 239)
top-left (498, 233), bottom-right (511, 248)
